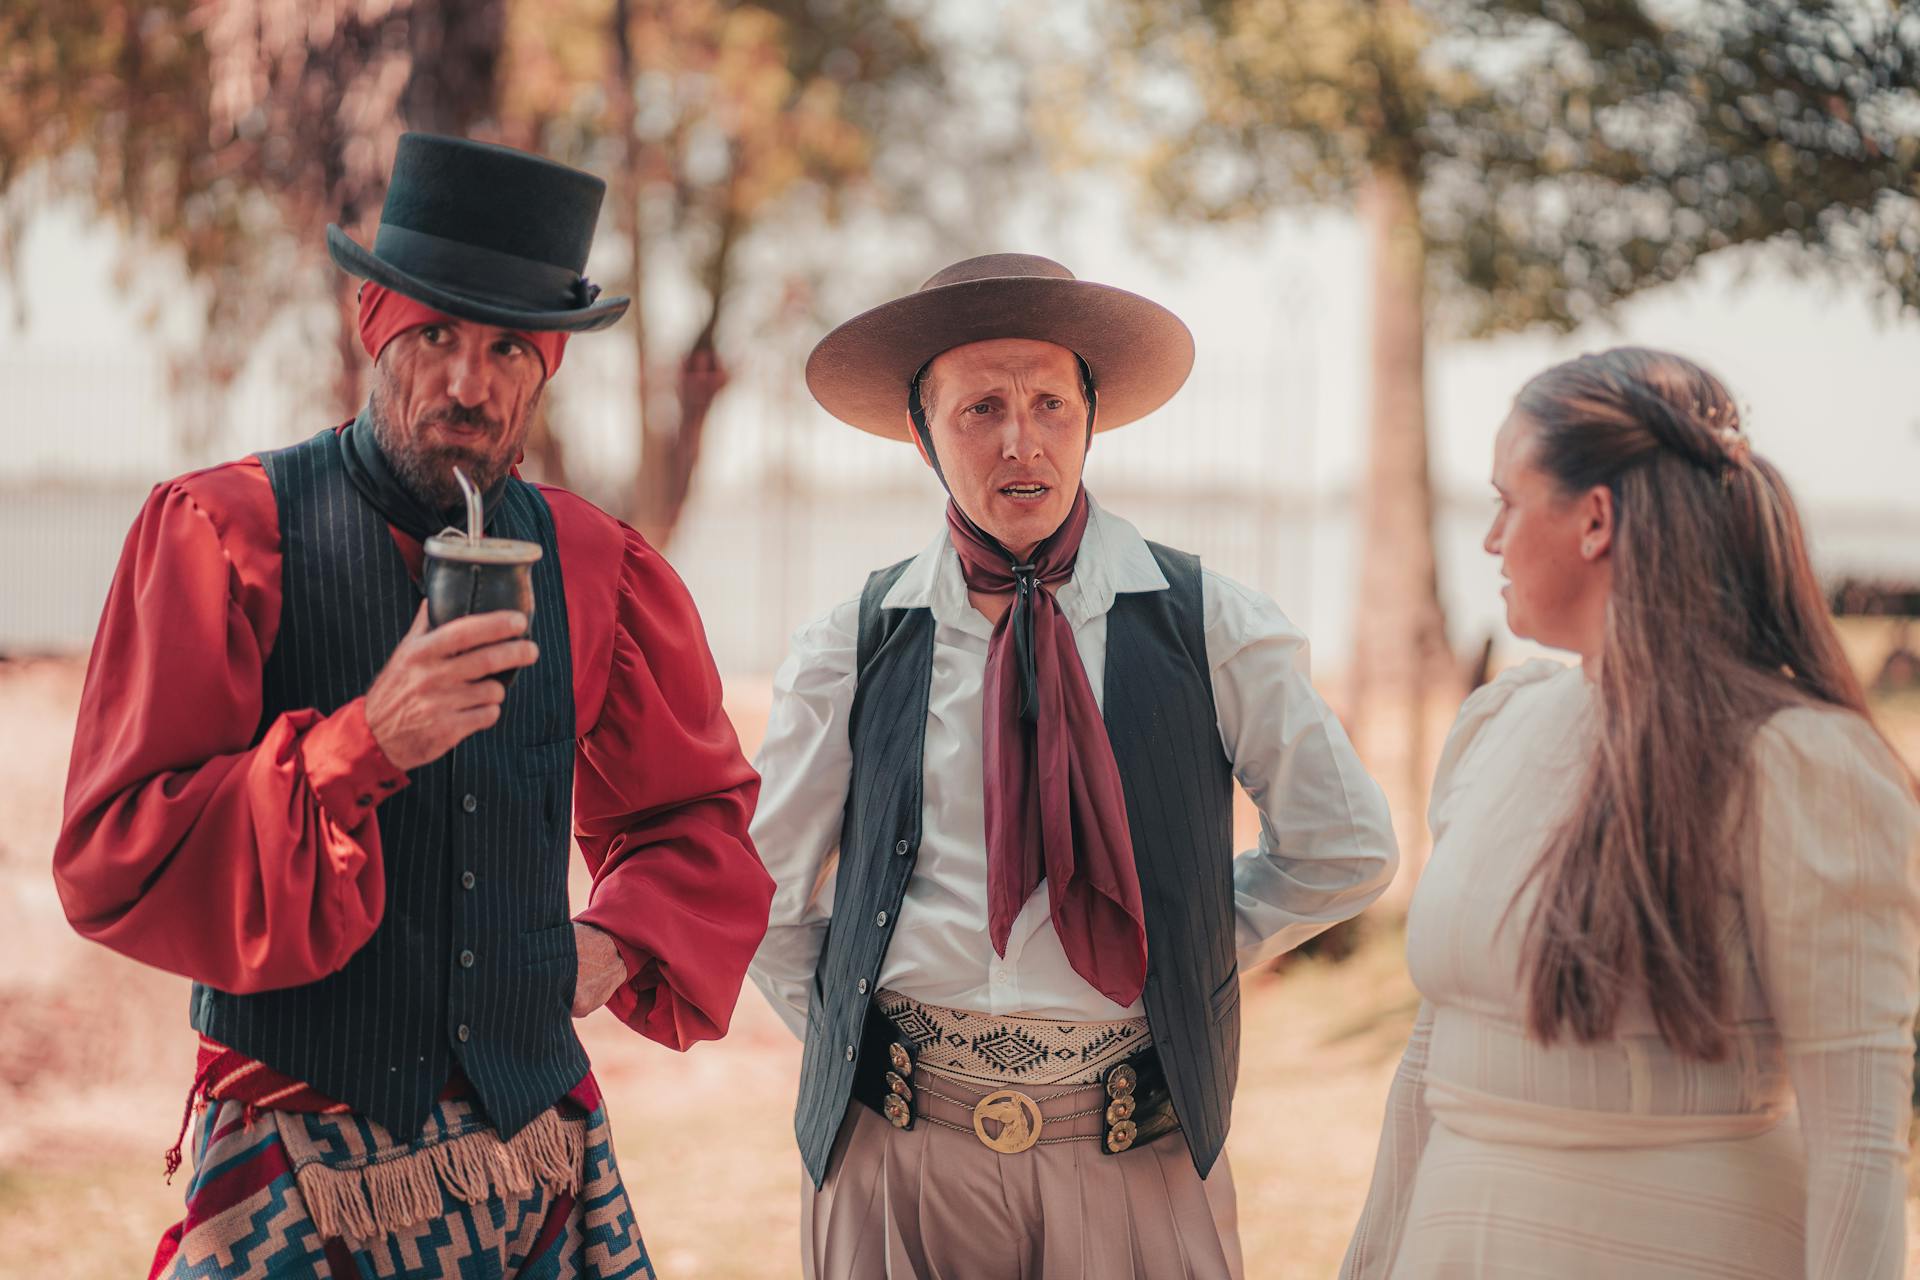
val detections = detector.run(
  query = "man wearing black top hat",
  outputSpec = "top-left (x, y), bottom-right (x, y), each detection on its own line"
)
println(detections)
top-left (749, 255), bottom-right (1399, 1276)
top-left (56, 134), bottom-right (772, 1278)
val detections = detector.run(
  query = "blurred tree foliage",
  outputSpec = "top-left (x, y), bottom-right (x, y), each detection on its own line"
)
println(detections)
top-left (1125, 1), bottom-right (1920, 324)
top-left (0, 0), bottom-right (1003, 543)
top-left (549, 0), bottom-right (962, 543)
top-left (1096, 0), bottom-right (1920, 842)
top-left (0, 0), bottom-right (498, 443)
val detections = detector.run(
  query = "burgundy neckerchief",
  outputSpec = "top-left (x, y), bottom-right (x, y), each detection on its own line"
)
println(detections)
top-left (944, 487), bottom-right (1149, 1007)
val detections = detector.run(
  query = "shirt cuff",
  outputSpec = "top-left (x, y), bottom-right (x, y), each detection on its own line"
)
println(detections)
top-left (301, 697), bottom-right (410, 826)
top-left (605, 932), bottom-right (645, 984)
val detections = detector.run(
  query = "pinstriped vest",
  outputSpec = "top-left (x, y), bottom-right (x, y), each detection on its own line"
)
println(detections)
top-left (190, 428), bottom-right (585, 1140)
top-left (794, 542), bottom-right (1238, 1186)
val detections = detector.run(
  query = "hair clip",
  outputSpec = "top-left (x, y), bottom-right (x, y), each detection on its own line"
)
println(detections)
top-left (1716, 426), bottom-right (1749, 461)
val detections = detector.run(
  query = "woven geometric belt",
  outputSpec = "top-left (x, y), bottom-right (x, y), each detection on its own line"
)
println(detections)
top-left (851, 992), bottom-right (1180, 1156)
top-left (873, 988), bottom-right (1149, 1086)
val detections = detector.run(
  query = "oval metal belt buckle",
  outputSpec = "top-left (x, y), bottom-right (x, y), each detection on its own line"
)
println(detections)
top-left (972, 1088), bottom-right (1043, 1154)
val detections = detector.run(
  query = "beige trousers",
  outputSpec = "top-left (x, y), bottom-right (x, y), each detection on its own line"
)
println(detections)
top-left (802, 1079), bottom-right (1244, 1280)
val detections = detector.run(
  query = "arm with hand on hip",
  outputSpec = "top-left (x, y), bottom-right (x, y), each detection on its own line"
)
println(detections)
top-left (1202, 571), bottom-right (1399, 968)
top-left (566, 515), bottom-right (772, 1048)
top-left (747, 600), bottom-right (861, 1040)
top-left (571, 921), bottom-right (630, 1017)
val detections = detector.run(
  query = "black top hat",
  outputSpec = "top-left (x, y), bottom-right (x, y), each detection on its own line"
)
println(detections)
top-left (327, 133), bottom-right (629, 333)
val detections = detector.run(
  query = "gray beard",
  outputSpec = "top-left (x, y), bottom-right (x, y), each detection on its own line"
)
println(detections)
top-left (366, 396), bottom-right (519, 516)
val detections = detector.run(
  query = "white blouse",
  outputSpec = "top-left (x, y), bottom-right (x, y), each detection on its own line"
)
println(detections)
top-left (1345, 659), bottom-right (1920, 1279)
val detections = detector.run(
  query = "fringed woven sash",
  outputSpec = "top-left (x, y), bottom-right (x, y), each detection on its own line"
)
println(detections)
top-left (273, 1094), bottom-right (585, 1244)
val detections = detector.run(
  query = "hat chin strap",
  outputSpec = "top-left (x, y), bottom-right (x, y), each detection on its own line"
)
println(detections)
top-left (908, 354), bottom-right (1098, 559)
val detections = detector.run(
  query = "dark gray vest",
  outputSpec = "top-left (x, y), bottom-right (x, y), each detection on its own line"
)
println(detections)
top-left (191, 428), bottom-right (584, 1140)
top-left (794, 542), bottom-right (1238, 1186)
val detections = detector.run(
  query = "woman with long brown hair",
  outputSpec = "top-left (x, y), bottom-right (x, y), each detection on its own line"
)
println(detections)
top-left (1342, 347), bottom-right (1920, 1278)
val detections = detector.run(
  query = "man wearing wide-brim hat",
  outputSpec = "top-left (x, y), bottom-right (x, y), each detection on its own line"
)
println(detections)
top-left (55, 133), bottom-right (773, 1279)
top-left (749, 254), bottom-right (1400, 1275)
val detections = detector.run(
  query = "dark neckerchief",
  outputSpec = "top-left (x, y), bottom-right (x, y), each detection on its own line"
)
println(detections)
top-left (337, 409), bottom-right (507, 544)
top-left (944, 498), bottom-right (1057, 722)
top-left (944, 487), bottom-right (1149, 1008)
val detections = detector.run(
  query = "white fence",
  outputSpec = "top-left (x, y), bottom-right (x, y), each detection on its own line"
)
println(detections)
top-left (5, 342), bottom-right (1919, 673)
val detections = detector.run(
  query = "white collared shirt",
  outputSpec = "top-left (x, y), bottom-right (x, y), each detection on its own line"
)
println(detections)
top-left (747, 498), bottom-right (1398, 1035)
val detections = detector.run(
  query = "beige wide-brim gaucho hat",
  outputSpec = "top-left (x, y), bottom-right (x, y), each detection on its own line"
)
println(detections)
top-left (806, 254), bottom-right (1195, 439)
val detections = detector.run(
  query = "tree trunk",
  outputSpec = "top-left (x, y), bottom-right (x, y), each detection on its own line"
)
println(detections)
top-left (628, 154), bottom-right (742, 548)
top-left (1349, 158), bottom-right (1457, 897)
top-left (607, 0), bottom-right (662, 538)
top-left (399, 0), bottom-right (505, 135)
top-left (319, 0), bottom-right (502, 426)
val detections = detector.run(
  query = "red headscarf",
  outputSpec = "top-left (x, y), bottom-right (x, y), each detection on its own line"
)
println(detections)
top-left (357, 283), bottom-right (570, 378)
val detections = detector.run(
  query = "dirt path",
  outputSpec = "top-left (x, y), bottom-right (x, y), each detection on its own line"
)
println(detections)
top-left (5, 658), bottom-right (1919, 1277)
top-left (0, 941), bottom-right (1417, 1278)
top-left (0, 657), bottom-right (1417, 1276)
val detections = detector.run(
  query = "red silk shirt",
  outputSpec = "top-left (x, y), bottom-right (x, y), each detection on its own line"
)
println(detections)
top-left (53, 447), bottom-right (772, 1054)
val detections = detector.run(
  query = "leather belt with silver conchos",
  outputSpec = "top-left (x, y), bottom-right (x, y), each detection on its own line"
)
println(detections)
top-left (848, 1003), bottom-right (1180, 1155)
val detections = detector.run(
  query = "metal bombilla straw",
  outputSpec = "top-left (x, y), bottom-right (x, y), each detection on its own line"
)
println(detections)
top-left (453, 466), bottom-right (483, 544)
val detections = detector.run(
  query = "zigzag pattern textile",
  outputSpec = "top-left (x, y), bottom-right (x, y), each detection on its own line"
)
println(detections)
top-left (147, 1096), bottom-right (654, 1279)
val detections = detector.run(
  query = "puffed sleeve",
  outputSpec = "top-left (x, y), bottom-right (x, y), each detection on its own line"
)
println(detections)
top-left (1742, 707), bottom-right (1920, 1279)
top-left (569, 520), bottom-right (774, 1051)
top-left (53, 468), bottom-right (406, 992)
top-left (745, 598), bottom-right (861, 1039)
top-left (1424, 658), bottom-right (1566, 841)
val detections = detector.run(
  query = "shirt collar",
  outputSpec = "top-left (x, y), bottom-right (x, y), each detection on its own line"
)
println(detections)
top-left (881, 494), bottom-right (1169, 635)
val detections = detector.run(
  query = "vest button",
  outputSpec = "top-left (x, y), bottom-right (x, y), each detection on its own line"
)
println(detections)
top-left (845, 1044), bottom-right (856, 1062)
top-left (462, 793), bottom-right (478, 814)
top-left (460, 949), bottom-right (475, 968)
top-left (857, 977), bottom-right (869, 994)
top-left (875, 911), bottom-right (887, 928)
top-left (894, 839), bottom-right (910, 856)
top-left (461, 871), bottom-right (475, 890)
top-left (457, 1023), bottom-right (471, 1043)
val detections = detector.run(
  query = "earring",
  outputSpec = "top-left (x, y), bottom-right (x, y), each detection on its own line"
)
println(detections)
top-left (1583, 540), bottom-right (1596, 556)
